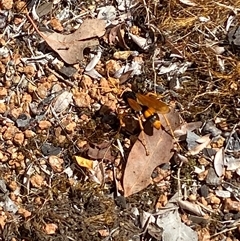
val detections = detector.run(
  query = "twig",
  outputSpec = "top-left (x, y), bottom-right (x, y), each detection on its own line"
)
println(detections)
top-left (142, 0), bottom-right (150, 24)
top-left (45, 65), bottom-right (75, 87)
top-left (50, 106), bottom-right (80, 152)
top-left (26, 13), bottom-right (47, 39)
top-left (210, 226), bottom-right (237, 238)
top-left (152, 48), bottom-right (160, 94)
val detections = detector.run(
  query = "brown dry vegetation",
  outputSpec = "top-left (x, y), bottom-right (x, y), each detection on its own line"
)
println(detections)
top-left (0, 0), bottom-right (239, 240)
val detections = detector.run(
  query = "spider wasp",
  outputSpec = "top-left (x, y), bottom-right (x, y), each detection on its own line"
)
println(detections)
top-left (122, 91), bottom-right (171, 155)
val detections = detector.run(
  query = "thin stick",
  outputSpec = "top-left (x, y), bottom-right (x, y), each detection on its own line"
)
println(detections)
top-left (138, 114), bottom-right (150, 156)
top-left (163, 113), bottom-right (181, 150)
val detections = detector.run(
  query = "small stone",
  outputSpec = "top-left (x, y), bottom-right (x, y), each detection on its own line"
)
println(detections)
top-left (28, 82), bottom-right (37, 93)
top-left (225, 170), bottom-right (233, 179)
top-left (224, 198), bottom-right (240, 212)
top-left (188, 194), bottom-right (197, 202)
top-left (18, 208), bottom-right (31, 218)
top-left (233, 212), bottom-right (240, 220)
top-left (0, 87), bottom-right (7, 97)
top-left (44, 223), bottom-right (58, 234)
top-left (98, 229), bottom-right (110, 237)
top-left (197, 228), bottom-right (210, 241)
top-left (23, 65), bottom-right (35, 78)
top-left (65, 122), bottom-right (76, 133)
top-left (16, 113), bottom-right (30, 128)
top-left (1, 0), bottom-right (13, 10)
top-left (209, 195), bottom-right (221, 205)
top-left (14, 1), bottom-right (26, 12)
top-left (76, 140), bottom-right (88, 149)
top-left (73, 91), bottom-right (91, 108)
top-left (3, 125), bottom-right (17, 140)
top-left (37, 85), bottom-right (48, 99)
top-left (113, 51), bottom-right (133, 60)
top-left (199, 184), bottom-right (209, 198)
top-left (50, 18), bottom-right (63, 32)
top-left (10, 108), bottom-right (23, 119)
top-left (13, 132), bottom-right (24, 146)
top-left (80, 114), bottom-right (89, 121)
top-left (57, 135), bottom-right (66, 144)
top-left (156, 194), bottom-right (168, 209)
top-left (58, 66), bottom-right (77, 78)
top-left (8, 181), bottom-right (18, 191)
top-left (30, 174), bottom-right (44, 188)
top-left (41, 143), bottom-right (61, 156)
top-left (198, 157), bottom-right (210, 165)
top-left (48, 156), bottom-right (64, 172)
top-left (105, 59), bottom-right (121, 75)
top-left (0, 103), bottom-right (6, 113)
top-left (202, 121), bottom-right (222, 137)
top-left (206, 168), bottom-right (221, 186)
top-left (22, 93), bottom-right (32, 103)
top-left (100, 78), bottom-right (111, 93)
top-left (34, 197), bottom-right (42, 205)
top-left (81, 75), bottom-right (93, 88)
top-left (24, 130), bottom-right (36, 138)
top-left (38, 121), bottom-right (52, 130)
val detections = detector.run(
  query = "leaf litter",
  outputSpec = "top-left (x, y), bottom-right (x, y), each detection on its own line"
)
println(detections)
top-left (1, 0), bottom-right (240, 240)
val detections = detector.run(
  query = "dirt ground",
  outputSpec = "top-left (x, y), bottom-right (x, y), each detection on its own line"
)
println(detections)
top-left (0, 0), bottom-right (240, 240)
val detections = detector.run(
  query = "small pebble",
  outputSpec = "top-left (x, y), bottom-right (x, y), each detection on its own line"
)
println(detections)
top-left (1, 0), bottom-right (13, 10)
top-left (23, 65), bottom-right (35, 78)
top-left (50, 18), bottom-right (63, 32)
top-left (65, 122), bottom-right (76, 133)
top-left (202, 121), bottom-right (222, 137)
top-left (38, 121), bottom-right (52, 130)
top-left (206, 168), bottom-right (221, 186)
top-left (48, 156), bottom-right (64, 172)
top-left (188, 194), bottom-right (197, 202)
top-left (13, 132), bottom-right (24, 146)
top-left (199, 184), bottom-right (209, 198)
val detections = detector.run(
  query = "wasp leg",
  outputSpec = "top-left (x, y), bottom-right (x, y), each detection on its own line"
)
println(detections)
top-left (137, 114), bottom-right (150, 156)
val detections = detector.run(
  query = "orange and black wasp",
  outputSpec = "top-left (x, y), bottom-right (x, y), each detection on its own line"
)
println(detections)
top-left (122, 91), bottom-right (171, 155)
top-left (122, 91), bottom-right (170, 128)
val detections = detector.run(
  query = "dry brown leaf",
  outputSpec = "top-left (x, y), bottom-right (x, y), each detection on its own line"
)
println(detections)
top-left (109, 23), bottom-right (129, 49)
top-left (40, 19), bottom-right (106, 64)
top-left (123, 109), bottom-right (180, 197)
top-left (87, 142), bottom-right (114, 161)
